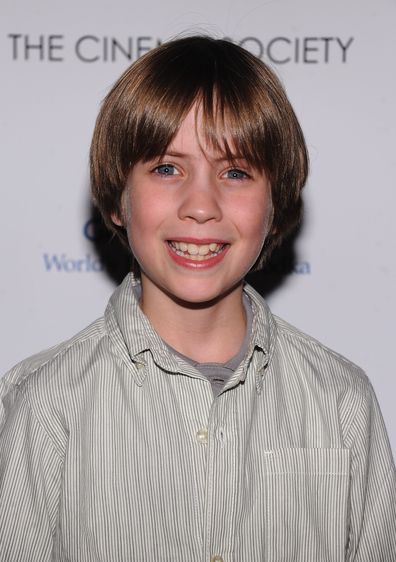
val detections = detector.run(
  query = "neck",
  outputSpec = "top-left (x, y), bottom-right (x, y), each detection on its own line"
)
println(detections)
top-left (140, 281), bottom-right (247, 364)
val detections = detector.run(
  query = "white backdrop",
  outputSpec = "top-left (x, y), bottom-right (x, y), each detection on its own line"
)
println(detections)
top-left (1, 0), bottom-right (395, 455)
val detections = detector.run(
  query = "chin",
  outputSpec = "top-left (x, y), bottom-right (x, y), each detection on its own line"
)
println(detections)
top-left (164, 279), bottom-right (243, 308)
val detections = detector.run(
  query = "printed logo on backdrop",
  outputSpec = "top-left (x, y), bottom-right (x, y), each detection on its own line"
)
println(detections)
top-left (7, 34), bottom-right (354, 64)
top-left (43, 254), bottom-right (103, 273)
top-left (42, 216), bottom-right (133, 284)
top-left (43, 218), bottom-right (105, 273)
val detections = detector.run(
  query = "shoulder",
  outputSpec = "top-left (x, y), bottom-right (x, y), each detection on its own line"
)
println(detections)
top-left (2, 316), bottom-right (107, 386)
top-left (246, 280), bottom-right (373, 425)
top-left (0, 275), bottom-right (146, 437)
top-left (272, 315), bottom-right (374, 428)
top-left (274, 314), bottom-right (366, 380)
top-left (246, 282), bottom-right (368, 390)
top-left (265, 313), bottom-right (390, 451)
top-left (273, 313), bottom-right (369, 391)
top-left (0, 316), bottom-right (108, 432)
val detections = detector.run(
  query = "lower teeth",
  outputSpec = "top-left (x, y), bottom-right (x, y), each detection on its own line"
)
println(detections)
top-left (175, 250), bottom-right (219, 260)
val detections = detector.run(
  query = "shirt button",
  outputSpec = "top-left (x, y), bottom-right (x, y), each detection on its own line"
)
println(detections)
top-left (196, 428), bottom-right (208, 444)
top-left (211, 556), bottom-right (224, 562)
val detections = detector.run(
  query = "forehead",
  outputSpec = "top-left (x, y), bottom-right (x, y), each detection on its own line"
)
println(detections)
top-left (165, 103), bottom-right (242, 161)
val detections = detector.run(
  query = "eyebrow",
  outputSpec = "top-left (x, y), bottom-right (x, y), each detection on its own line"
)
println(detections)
top-left (162, 151), bottom-right (185, 159)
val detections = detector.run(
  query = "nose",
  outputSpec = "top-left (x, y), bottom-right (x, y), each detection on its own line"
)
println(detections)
top-left (177, 176), bottom-right (222, 224)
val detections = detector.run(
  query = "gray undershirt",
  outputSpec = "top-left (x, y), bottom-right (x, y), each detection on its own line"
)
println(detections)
top-left (166, 294), bottom-right (253, 396)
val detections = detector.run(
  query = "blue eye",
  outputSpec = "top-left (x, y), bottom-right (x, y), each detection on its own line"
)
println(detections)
top-left (154, 164), bottom-right (178, 176)
top-left (225, 169), bottom-right (249, 180)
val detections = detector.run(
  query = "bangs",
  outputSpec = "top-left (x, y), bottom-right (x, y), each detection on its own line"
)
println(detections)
top-left (119, 37), bottom-right (281, 178)
top-left (135, 90), bottom-right (272, 173)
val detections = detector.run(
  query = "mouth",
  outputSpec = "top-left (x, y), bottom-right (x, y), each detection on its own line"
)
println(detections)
top-left (167, 240), bottom-right (228, 261)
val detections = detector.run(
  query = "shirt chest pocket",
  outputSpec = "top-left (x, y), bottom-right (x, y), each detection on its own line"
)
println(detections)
top-left (263, 448), bottom-right (350, 562)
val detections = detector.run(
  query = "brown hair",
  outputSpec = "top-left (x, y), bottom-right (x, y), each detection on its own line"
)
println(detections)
top-left (90, 35), bottom-right (308, 267)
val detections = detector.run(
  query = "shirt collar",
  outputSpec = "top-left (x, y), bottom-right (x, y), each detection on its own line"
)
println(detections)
top-left (243, 283), bottom-right (276, 355)
top-left (105, 274), bottom-right (277, 390)
top-left (235, 283), bottom-right (277, 393)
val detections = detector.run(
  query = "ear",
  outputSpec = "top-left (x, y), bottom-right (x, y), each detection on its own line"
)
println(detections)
top-left (111, 212), bottom-right (124, 227)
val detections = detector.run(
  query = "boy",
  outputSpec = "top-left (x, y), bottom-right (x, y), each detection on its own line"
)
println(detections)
top-left (1, 36), bottom-right (395, 561)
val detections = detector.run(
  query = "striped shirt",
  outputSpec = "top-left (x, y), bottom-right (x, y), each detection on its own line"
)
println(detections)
top-left (1, 274), bottom-right (395, 561)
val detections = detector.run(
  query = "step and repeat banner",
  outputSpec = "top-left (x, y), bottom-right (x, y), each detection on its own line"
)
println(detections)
top-left (1, 0), bottom-right (395, 453)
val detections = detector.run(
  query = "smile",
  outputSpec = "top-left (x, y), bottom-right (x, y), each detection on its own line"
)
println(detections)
top-left (167, 241), bottom-right (226, 261)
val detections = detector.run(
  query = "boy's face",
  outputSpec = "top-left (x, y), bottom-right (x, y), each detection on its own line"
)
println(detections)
top-left (115, 106), bottom-right (273, 307)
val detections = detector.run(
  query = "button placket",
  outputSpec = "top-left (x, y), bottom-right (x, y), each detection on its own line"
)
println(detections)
top-left (203, 394), bottom-right (237, 562)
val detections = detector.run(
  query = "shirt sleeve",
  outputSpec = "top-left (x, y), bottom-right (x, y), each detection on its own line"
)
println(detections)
top-left (346, 379), bottom-right (396, 561)
top-left (0, 387), bottom-right (63, 561)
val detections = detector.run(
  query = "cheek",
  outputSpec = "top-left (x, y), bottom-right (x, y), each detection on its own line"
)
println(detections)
top-left (120, 189), bottom-right (143, 250)
top-left (124, 189), bottom-right (169, 254)
top-left (235, 193), bottom-right (273, 244)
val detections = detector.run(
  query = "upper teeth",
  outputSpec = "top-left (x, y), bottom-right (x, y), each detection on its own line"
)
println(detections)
top-left (170, 241), bottom-right (223, 256)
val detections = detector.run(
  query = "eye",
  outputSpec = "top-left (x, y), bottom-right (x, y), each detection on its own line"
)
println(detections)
top-left (223, 168), bottom-right (250, 180)
top-left (153, 164), bottom-right (179, 176)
